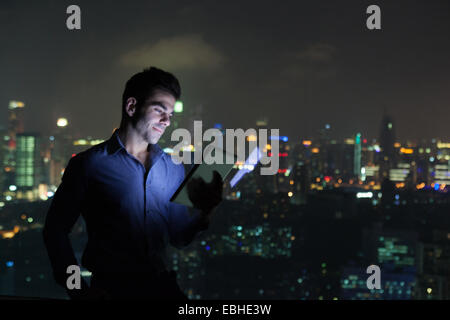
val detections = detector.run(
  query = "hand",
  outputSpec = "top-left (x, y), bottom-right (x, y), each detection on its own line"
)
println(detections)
top-left (187, 170), bottom-right (223, 214)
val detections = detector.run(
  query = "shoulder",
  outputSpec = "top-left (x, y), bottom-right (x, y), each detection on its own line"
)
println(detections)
top-left (67, 140), bottom-right (109, 172)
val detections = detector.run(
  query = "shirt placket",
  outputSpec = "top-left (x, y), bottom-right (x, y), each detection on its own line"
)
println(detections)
top-left (143, 165), bottom-right (151, 256)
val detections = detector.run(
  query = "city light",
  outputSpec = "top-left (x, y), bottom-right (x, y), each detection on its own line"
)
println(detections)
top-left (57, 117), bottom-right (68, 127)
top-left (437, 142), bottom-right (450, 149)
top-left (400, 147), bottom-right (414, 154)
top-left (344, 138), bottom-right (355, 145)
top-left (2, 232), bottom-right (15, 239)
top-left (356, 192), bottom-right (373, 199)
top-left (174, 101), bottom-right (183, 113)
top-left (81, 271), bottom-right (92, 277)
top-left (8, 100), bottom-right (25, 109)
top-left (416, 183), bottom-right (426, 190)
top-left (74, 139), bottom-right (88, 145)
top-left (182, 145), bottom-right (195, 152)
top-left (270, 136), bottom-right (288, 142)
top-left (8, 185), bottom-right (17, 191)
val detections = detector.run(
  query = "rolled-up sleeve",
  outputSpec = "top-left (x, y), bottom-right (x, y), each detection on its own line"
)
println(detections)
top-left (42, 154), bottom-right (88, 288)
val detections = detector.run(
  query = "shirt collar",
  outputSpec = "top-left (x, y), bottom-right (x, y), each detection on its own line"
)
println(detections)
top-left (107, 129), bottom-right (164, 161)
top-left (106, 129), bottom-right (124, 155)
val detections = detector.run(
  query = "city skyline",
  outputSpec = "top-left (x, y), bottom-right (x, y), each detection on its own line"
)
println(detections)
top-left (1, 100), bottom-right (449, 146)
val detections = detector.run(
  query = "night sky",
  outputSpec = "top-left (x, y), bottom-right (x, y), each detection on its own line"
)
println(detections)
top-left (1, 0), bottom-right (449, 142)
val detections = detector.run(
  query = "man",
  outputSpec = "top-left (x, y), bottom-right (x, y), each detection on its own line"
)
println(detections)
top-left (43, 67), bottom-right (222, 300)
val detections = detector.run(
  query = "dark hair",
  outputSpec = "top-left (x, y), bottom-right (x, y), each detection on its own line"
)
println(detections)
top-left (121, 67), bottom-right (181, 121)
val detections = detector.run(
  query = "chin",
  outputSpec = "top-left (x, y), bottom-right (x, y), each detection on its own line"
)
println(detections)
top-left (148, 135), bottom-right (161, 144)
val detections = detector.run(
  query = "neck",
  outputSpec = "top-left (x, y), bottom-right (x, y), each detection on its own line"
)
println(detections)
top-left (116, 125), bottom-right (150, 157)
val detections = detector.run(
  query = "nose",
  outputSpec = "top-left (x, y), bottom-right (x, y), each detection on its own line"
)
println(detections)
top-left (160, 113), bottom-right (170, 127)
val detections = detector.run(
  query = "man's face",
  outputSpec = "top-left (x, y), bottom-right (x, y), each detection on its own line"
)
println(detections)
top-left (133, 90), bottom-right (175, 144)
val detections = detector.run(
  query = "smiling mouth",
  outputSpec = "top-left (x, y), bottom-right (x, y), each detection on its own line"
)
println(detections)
top-left (152, 126), bottom-right (163, 134)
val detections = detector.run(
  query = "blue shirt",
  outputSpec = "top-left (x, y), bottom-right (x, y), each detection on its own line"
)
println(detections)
top-left (43, 130), bottom-right (207, 287)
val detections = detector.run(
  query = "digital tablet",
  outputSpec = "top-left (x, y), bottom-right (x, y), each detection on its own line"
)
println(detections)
top-left (170, 144), bottom-right (264, 207)
top-left (170, 144), bottom-right (237, 207)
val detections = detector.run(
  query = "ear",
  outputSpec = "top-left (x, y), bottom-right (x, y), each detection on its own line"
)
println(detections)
top-left (124, 97), bottom-right (137, 117)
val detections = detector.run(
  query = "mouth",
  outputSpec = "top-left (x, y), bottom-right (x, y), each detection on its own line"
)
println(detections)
top-left (152, 126), bottom-right (163, 134)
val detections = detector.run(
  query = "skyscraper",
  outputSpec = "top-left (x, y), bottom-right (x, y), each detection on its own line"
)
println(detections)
top-left (380, 114), bottom-right (396, 160)
top-left (15, 133), bottom-right (44, 200)
top-left (379, 113), bottom-right (396, 180)
top-left (354, 133), bottom-right (362, 180)
top-left (1, 101), bottom-right (25, 193)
